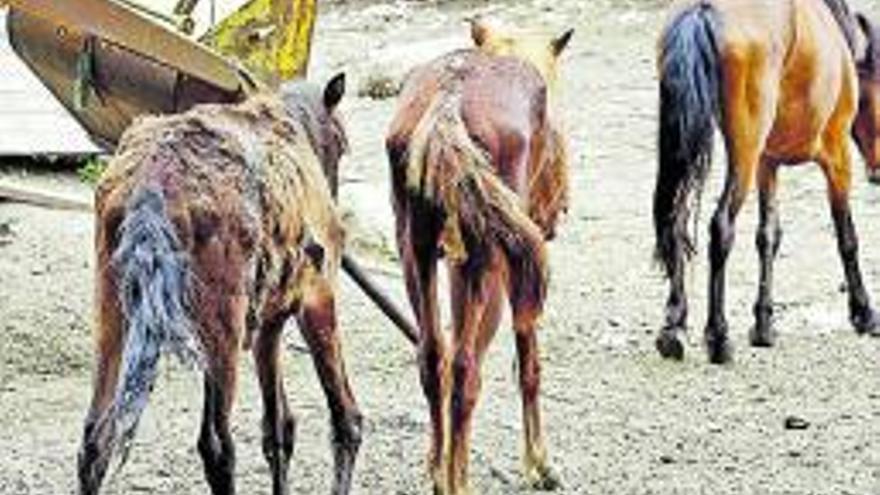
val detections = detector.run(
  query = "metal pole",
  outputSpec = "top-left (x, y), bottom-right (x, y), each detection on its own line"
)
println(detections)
top-left (342, 254), bottom-right (418, 345)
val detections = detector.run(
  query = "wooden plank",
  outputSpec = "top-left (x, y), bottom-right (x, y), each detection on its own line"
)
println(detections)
top-left (0, 179), bottom-right (92, 212)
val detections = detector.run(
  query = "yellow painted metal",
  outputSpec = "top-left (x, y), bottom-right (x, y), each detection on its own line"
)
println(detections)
top-left (202, 0), bottom-right (316, 86)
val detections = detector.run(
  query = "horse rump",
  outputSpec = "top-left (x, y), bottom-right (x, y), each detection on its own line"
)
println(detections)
top-left (86, 186), bottom-right (202, 470)
top-left (405, 100), bottom-right (548, 312)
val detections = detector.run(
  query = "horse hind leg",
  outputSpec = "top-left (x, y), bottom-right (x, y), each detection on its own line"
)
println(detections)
top-left (705, 53), bottom-right (777, 364)
top-left (254, 317), bottom-right (297, 495)
top-left (400, 211), bottom-right (449, 493)
top-left (506, 257), bottom-right (559, 491)
top-left (78, 278), bottom-right (124, 495)
top-left (750, 162), bottom-right (783, 347)
top-left (655, 254), bottom-right (688, 360)
top-left (198, 334), bottom-right (241, 495)
top-left (446, 264), bottom-right (492, 495)
top-left (705, 156), bottom-right (754, 364)
top-left (297, 282), bottom-right (363, 495)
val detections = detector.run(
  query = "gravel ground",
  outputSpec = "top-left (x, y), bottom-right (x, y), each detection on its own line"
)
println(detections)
top-left (4, 0), bottom-right (880, 493)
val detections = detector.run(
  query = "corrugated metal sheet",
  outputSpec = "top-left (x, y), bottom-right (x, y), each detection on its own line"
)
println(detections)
top-left (0, 9), bottom-right (99, 155)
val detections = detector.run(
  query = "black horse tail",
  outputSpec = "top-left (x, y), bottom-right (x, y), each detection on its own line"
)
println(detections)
top-left (653, 2), bottom-right (723, 277)
top-left (102, 187), bottom-right (203, 465)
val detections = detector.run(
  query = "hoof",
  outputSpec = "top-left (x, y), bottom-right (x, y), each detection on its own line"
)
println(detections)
top-left (527, 464), bottom-right (561, 492)
top-left (656, 328), bottom-right (685, 361)
top-left (749, 323), bottom-right (776, 348)
top-left (705, 333), bottom-right (732, 365)
top-left (868, 168), bottom-right (880, 185)
top-left (853, 308), bottom-right (880, 336)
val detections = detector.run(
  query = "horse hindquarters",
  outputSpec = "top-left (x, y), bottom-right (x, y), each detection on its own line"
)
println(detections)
top-left (79, 187), bottom-right (202, 494)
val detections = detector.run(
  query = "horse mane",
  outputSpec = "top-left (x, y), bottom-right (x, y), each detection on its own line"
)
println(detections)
top-left (822, 0), bottom-right (858, 55)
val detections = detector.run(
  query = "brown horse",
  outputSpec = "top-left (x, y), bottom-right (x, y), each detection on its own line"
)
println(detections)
top-left (386, 19), bottom-right (572, 495)
top-left (653, 0), bottom-right (880, 364)
top-left (77, 74), bottom-right (363, 495)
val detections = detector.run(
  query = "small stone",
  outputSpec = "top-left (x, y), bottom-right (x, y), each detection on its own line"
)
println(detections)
top-left (659, 454), bottom-right (676, 465)
top-left (784, 415), bottom-right (810, 430)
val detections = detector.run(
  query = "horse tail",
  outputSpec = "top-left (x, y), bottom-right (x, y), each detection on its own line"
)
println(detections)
top-left (406, 98), bottom-right (547, 311)
top-left (102, 186), bottom-right (203, 465)
top-left (654, 2), bottom-right (722, 277)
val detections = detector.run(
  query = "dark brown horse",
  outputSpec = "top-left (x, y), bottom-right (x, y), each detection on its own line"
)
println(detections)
top-left (386, 20), bottom-right (572, 495)
top-left (77, 74), bottom-right (363, 495)
top-left (653, 0), bottom-right (880, 364)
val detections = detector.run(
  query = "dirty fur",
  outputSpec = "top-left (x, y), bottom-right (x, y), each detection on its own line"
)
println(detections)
top-left (79, 79), bottom-right (360, 495)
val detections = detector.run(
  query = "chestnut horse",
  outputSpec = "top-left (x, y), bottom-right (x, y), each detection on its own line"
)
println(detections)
top-left (77, 74), bottom-right (363, 495)
top-left (653, 0), bottom-right (880, 364)
top-left (386, 20), bottom-right (572, 495)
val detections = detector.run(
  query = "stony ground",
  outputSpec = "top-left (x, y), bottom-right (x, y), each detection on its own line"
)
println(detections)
top-left (4, 0), bottom-right (880, 493)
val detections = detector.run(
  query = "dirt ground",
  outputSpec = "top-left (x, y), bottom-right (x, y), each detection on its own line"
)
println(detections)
top-left (6, 0), bottom-right (880, 493)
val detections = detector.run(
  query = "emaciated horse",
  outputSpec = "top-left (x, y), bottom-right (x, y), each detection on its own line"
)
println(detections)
top-left (77, 74), bottom-right (363, 495)
top-left (653, 0), bottom-right (880, 364)
top-left (386, 19), bottom-right (572, 495)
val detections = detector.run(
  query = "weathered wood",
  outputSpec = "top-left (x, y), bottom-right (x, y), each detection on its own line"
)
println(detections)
top-left (0, 179), bottom-right (92, 212)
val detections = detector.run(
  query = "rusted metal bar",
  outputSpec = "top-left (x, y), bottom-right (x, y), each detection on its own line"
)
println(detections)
top-left (113, 0), bottom-right (179, 27)
top-left (342, 254), bottom-right (419, 345)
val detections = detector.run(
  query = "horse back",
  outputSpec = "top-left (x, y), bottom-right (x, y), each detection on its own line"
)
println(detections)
top-left (97, 94), bottom-right (342, 339)
top-left (389, 49), bottom-right (567, 235)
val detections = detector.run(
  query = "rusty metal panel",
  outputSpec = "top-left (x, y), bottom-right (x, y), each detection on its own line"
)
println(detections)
top-left (0, 10), bottom-right (97, 155)
top-left (6, 7), bottom-right (246, 150)
top-left (5, 0), bottom-right (247, 93)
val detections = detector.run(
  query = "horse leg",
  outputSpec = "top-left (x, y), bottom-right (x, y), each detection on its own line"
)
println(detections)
top-left (819, 139), bottom-right (880, 335)
top-left (400, 213), bottom-right (448, 493)
top-left (705, 165), bottom-right (751, 364)
top-left (706, 50), bottom-right (776, 363)
top-left (447, 265), bottom-right (491, 495)
top-left (502, 251), bottom-right (558, 491)
top-left (750, 162), bottom-right (782, 347)
top-left (297, 282), bottom-right (363, 495)
top-left (254, 317), bottom-right (296, 495)
top-left (197, 340), bottom-right (240, 495)
top-left (656, 248), bottom-right (688, 360)
top-left (77, 303), bottom-right (122, 494)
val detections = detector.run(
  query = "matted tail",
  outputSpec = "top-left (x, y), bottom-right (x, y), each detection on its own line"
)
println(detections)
top-left (100, 187), bottom-right (203, 465)
top-left (406, 99), bottom-right (548, 311)
top-left (653, 2), bottom-right (722, 277)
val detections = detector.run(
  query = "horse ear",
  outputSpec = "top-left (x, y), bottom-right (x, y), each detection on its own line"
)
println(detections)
top-left (470, 17), bottom-right (490, 47)
top-left (323, 72), bottom-right (345, 110)
top-left (551, 29), bottom-right (574, 57)
top-left (857, 12), bottom-right (873, 39)
top-left (856, 13), bottom-right (877, 68)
